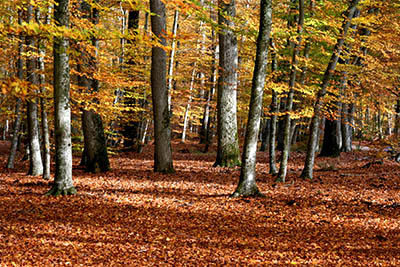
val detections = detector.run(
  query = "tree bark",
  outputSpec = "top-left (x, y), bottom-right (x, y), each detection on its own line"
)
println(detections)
top-left (214, 0), bottom-right (241, 167)
top-left (150, 0), bottom-right (174, 173)
top-left (79, 0), bottom-right (110, 173)
top-left (47, 0), bottom-right (76, 196)
top-left (268, 38), bottom-right (278, 175)
top-left (36, 7), bottom-right (52, 180)
top-left (26, 5), bottom-right (43, 176)
top-left (7, 10), bottom-right (24, 169)
top-left (232, 0), bottom-right (272, 197)
top-left (300, 0), bottom-right (360, 179)
top-left (167, 9), bottom-right (179, 115)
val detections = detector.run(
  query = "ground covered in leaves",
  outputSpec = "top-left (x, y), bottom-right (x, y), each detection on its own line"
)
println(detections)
top-left (1, 140), bottom-right (400, 266)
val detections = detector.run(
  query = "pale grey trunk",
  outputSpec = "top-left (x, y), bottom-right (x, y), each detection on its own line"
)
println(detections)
top-left (7, 12), bottom-right (24, 169)
top-left (167, 10), bottom-right (179, 114)
top-left (36, 7), bottom-right (51, 180)
top-left (214, 0), bottom-right (241, 167)
top-left (181, 66), bottom-right (196, 142)
top-left (232, 0), bottom-right (272, 197)
top-left (150, 0), bottom-right (174, 173)
top-left (341, 77), bottom-right (352, 152)
top-left (47, 0), bottom-right (76, 196)
top-left (26, 5), bottom-right (43, 176)
top-left (300, 0), bottom-right (360, 179)
top-left (277, 0), bottom-right (304, 183)
top-left (269, 38), bottom-right (278, 175)
top-left (202, 2), bottom-right (218, 148)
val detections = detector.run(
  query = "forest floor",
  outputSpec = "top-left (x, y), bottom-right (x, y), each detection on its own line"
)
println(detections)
top-left (1, 139), bottom-right (400, 266)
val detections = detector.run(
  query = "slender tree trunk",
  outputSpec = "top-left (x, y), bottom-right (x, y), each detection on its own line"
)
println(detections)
top-left (167, 9), bottom-right (179, 115)
top-left (47, 0), bottom-right (76, 196)
top-left (395, 97), bottom-right (400, 135)
top-left (232, 0), bottom-right (272, 197)
top-left (122, 9), bottom-right (140, 150)
top-left (300, 0), bottom-right (360, 179)
top-left (277, 0), bottom-right (304, 183)
top-left (181, 66), bottom-right (196, 142)
top-left (26, 5), bottom-right (43, 176)
top-left (269, 38), bottom-right (278, 175)
top-left (7, 11), bottom-right (24, 169)
top-left (150, 0), bottom-right (174, 173)
top-left (36, 7), bottom-right (51, 180)
top-left (214, 0), bottom-right (241, 167)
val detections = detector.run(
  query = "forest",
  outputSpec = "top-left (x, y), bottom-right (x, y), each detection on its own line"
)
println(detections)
top-left (0, 0), bottom-right (400, 265)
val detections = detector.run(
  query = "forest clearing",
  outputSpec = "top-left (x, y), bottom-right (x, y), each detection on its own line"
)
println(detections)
top-left (1, 139), bottom-right (400, 266)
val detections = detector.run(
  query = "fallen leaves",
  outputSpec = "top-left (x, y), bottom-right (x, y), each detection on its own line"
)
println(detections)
top-left (0, 140), bottom-right (400, 265)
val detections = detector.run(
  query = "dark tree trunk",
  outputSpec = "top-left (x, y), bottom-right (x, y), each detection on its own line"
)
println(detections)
top-left (259, 118), bottom-right (270, 152)
top-left (47, 0), bottom-right (76, 196)
top-left (150, 0), bottom-right (174, 173)
top-left (79, 0), bottom-right (110, 173)
top-left (320, 118), bottom-right (341, 157)
top-left (232, 0), bottom-right (272, 197)
top-left (300, 0), bottom-right (360, 179)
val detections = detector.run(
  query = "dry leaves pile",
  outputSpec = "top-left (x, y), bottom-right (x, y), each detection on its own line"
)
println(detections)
top-left (1, 140), bottom-right (400, 266)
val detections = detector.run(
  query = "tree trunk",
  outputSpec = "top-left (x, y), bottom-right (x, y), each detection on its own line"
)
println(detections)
top-left (79, 1), bottom-right (110, 173)
top-left (269, 38), bottom-right (278, 175)
top-left (181, 66), bottom-right (196, 142)
top-left (320, 118), bottom-right (341, 157)
top-left (122, 9), bottom-right (140, 150)
top-left (167, 9), bottom-right (179, 115)
top-left (277, 0), bottom-right (304, 183)
top-left (300, 0), bottom-right (360, 179)
top-left (7, 11), bottom-right (24, 169)
top-left (36, 7), bottom-right (52, 180)
top-left (232, 0), bottom-right (272, 197)
top-left (259, 118), bottom-right (270, 152)
top-left (26, 5), bottom-right (43, 176)
top-left (214, 0), bottom-right (241, 167)
top-left (150, 0), bottom-right (174, 173)
top-left (47, 0), bottom-right (76, 196)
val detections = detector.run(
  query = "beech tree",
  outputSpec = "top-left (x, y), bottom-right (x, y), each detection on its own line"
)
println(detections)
top-left (46, 0), bottom-right (76, 196)
top-left (300, 0), bottom-right (361, 180)
top-left (232, 0), bottom-right (272, 197)
top-left (79, 0), bottom-right (110, 173)
top-left (26, 5), bottom-right (43, 176)
top-left (214, 0), bottom-right (241, 167)
top-left (150, 0), bottom-right (174, 173)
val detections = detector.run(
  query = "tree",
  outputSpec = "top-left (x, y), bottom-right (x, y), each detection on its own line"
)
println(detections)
top-left (26, 4), bottom-right (43, 176)
top-left (6, 9), bottom-right (24, 170)
top-left (46, 0), bottom-right (76, 196)
top-left (232, 0), bottom-right (272, 197)
top-left (276, 0), bottom-right (304, 182)
top-left (150, 0), bottom-right (174, 173)
top-left (300, 0), bottom-right (360, 180)
top-left (214, 0), bottom-right (241, 167)
top-left (79, 0), bottom-right (110, 173)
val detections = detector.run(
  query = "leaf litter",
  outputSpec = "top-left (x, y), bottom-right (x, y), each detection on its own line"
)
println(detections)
top-left (0, 140), bottom-right (399, 266)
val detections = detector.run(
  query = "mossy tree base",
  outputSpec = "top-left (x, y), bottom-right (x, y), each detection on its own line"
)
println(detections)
top-left (45, 185), bottom-right (77, 196)
top-left (231, 182), bottom-right (264, 198)
top-left (213, 157), bottom-right (241, 168)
